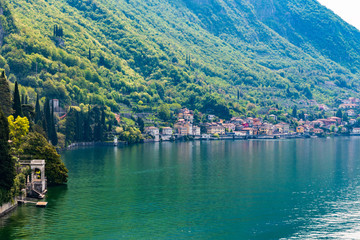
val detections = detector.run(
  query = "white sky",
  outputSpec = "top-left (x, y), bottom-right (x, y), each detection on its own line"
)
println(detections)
top-left (317, 0), bottom-right (360, 30)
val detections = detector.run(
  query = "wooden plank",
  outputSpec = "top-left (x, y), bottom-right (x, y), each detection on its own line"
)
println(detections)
top-left (36, 202), bottom-right (48, 208)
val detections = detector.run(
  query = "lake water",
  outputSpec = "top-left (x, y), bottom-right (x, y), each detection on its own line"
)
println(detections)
top-left (2, 138), bottom-right (360, 239)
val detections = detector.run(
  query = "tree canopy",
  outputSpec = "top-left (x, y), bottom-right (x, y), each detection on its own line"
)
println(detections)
top-left (0, 71), bottom-right (12, 116)
top-left (0, 107), bottom-right (16, 204)
top-left (20, 132), bottom-right (68, 185)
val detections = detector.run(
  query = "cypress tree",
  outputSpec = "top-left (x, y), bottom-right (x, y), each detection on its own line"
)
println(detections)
top-left (65, 108), bottom-right (76, 144)
top-left (88, 48), bottom-right (92, 61)
top-left (83, 106), bottom-right (92, 142)
top-left (94, 123), bottom-right (101, 141)
top-left (101, 108), bottom-right (106, 127)
top-left (137, 117), bottom-right (144, 133)
top-left (44, 98), bottom-right (51, 139)
top-left (336, 109), bottom-right (343, 119)
top-left (0, 107), bottom-right (15, 193)
top-left (54, 25), bottom-right (58, 36)
top-left (93, 107), bottom-right (101, 141)
top-left (42, 116), bottom-right (48, 137)
top-left (108, 121), bottom-right (112, 132)
top-left (100, 108), bottom-right (106, 141)
top-left (50, 102), bottom-right (58, 145)
top-left (75, 110), bottom-right (84, 141)
top-left (83, 109), bottom-right (92, 142)
top-left (237, 89), bottom-right (240, 100)
top-left (292, 105), bottom-right (298, 118)
top-left (35, 94), bottom-right (41, 124)
top-left (0, 71), bottom-right (12, 116)
top-left (12, 81), bottom-right (23, 118)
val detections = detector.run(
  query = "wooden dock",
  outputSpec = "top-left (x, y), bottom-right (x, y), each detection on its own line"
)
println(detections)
top-left (18, 200), bottom-right (48, 208)
top-left (36, 202), bottom-right (48, 208)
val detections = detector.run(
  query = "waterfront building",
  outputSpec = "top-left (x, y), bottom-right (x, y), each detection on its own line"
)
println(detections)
top-left (330, 117), bottom-right (342, 125)
top-left (313, 128), bottom-right (324, 134)
top-left (296, 126), bottom-right (305, 134)
top-left (145, 126), bottom-right (160, 141)
top-left (353, 128), bottom-right (360, 134)
top-left (258, 124), bottom-right (273, 135)
top-left (206, 124), bottom-right (225, 135)
top-left (191, 126), bottom-right (201, 136)
top-left (222, 123), bottom-right (236, 132)
top-left (161, 127), bottom-right (173, 135)
top-left (275, 122), bottom-right (290, 134)
top-left (241, 127), bottom-right (254, 136)
top-left (19, 160), bottom-right (47, 198)
top-left (174, 122), bottom-right (191, 135)
top-left (184, 113), bottom-right (194, 123)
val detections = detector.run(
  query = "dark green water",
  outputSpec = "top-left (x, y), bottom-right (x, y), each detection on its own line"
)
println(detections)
top-left (2, 138), bottom-right (360, 239)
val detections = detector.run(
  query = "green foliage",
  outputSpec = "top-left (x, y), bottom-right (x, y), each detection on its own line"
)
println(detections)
top-left (34, 94), bottom-right (41, 123)
top-left (7, 115), bottom-right (29, 149)
top-left (117, 126), bottom-right (143, 144)
top-left (9, 168), bottom-right (28, 201)
top-left (1, 0), bottom-right (360, 122)
top-left (12, 81), bottom-right (23, 118)
top-left (65, 105), bottom-right (110, 144)
top-left (292, 106), bottom-right (298, 118)
top-left (20, 132), bottom-right (68, 185)
top-left (50, 103), bottom-right (58, 145)
top-left (0, 71), bottom-right (12, 116)
top-left (44, 98), bottom-right (51, 137)
top-left (0, 107), bottom-right (15, 203)
top-left (0, 0), bottom-right (17, 34)
top-left (158, 104), bottom-right (171, 121)
top-left (330, 125), bottom-right (336, 132)
top-left (136, 117), bottom-right (145, 133)
top-left (336, 109), bottom-right (343, 119)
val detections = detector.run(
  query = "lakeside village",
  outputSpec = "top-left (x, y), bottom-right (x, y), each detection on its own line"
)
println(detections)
top-left (86, 98), bottom-right (360, 143)
top-left (139, 97), bottom-right (360, 142)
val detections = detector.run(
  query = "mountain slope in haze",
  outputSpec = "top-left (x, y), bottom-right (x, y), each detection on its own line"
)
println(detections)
top-left (250, 0), bottom-right (360, 72)
top-left (1, 0), bottom-right (360, 119)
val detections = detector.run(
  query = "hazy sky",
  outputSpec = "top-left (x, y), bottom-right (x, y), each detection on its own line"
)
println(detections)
top-left (317, 0), bottom-right (360, 30)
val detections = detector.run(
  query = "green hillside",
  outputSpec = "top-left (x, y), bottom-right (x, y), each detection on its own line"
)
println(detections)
top-left (1, 0), bottom-right (360, 118)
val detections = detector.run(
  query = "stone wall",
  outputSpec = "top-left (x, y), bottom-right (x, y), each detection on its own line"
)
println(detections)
top-left (0, 199), bottom-right (17, 217)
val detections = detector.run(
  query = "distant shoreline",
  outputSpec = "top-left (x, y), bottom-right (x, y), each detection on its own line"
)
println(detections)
top-left (62, 134), bottom-right (360, 151)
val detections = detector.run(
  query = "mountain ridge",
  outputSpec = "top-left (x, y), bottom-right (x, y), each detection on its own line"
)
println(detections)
top-left (1, 0), bottom-right (360, 120)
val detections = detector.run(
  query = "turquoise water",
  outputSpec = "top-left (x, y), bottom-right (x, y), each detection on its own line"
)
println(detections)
top-left (1, 138), bottom-right (360, 239)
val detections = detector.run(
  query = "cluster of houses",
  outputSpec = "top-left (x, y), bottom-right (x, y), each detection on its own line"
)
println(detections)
top-left (320, 97), bottom-right (360, 113)
top-left (144, 104), bottom-right (360, 141)
top-left (145, 108), bottom-right (201, 141)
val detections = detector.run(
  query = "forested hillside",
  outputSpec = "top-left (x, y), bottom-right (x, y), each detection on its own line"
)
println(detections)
top-left (1, 0), bottom-right (360, 119)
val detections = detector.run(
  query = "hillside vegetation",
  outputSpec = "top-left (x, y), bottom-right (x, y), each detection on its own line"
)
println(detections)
top-left (1, 0), bottom-right (360, 118)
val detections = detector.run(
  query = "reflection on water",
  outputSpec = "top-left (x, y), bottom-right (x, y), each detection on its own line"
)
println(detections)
top-left (290, 182), bottom-right (360, 239)
top-left (1, 138), bottom-right (360, 239)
